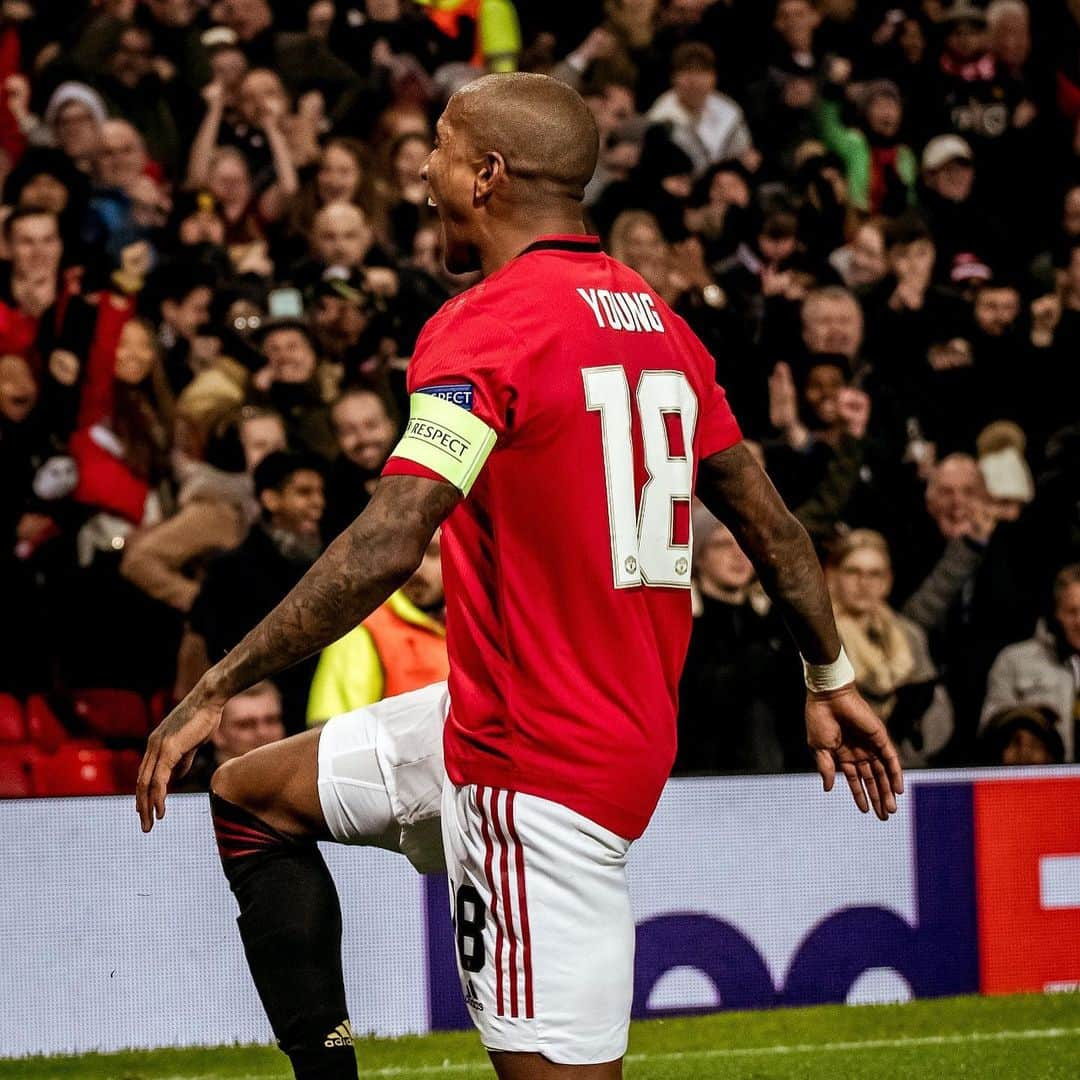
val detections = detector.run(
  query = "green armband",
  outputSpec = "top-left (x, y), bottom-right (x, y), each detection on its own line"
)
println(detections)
top-left (390, 391), bottom-right (497, 495)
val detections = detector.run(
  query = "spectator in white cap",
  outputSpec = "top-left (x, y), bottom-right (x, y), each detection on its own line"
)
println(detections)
top-left (979, 448), bottom-right (1034, 521)
top-left (921, 134), bottom-right (974, 196)
top-left (977, 420), bottom-right (1034, 522)
top-left (38, 82), bottom-right (109, 173)
top-left (919, 133), bottom-right (1009, 283)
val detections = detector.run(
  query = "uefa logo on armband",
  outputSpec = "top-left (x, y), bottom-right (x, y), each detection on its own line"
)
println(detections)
top-left (419, 384), bottom-right (475, 411)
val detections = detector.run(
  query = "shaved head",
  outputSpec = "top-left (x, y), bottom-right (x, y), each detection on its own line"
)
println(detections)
top-left (422, 73), bottom-right (599, 276)
top-left (449, 73), bottom-right (599, 201)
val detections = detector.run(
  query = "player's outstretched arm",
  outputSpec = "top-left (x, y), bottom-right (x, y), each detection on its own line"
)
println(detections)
top-left (696, 443), bottom-right (904, 820)
top-left (136, 474), bottom-right (461, 832)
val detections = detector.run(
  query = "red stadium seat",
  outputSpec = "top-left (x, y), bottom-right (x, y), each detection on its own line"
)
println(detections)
top-left (71, 688), bottom-right (151, 741)
top-left (0, 745), bottom-right (34, 797)
top-left (34, 745), bottom-right (126, 797)
top-left (26, 695), bottom-right (71, 753)
top-left (0, 694), bottom-right (26, 743)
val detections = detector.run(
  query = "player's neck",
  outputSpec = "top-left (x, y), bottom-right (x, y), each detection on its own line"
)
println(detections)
top-left (479, 216), bottom-right (589, 277)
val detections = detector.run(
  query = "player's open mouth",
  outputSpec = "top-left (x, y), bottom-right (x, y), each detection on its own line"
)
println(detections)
top-left (427, 196), bottom-right (437, 207)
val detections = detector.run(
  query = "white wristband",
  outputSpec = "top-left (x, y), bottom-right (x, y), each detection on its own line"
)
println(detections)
top-left (802, 645), bottom-right (856, 693)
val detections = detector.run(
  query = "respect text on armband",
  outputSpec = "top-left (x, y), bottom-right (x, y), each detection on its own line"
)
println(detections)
top-left (405, 419), bottom-right (471, 461)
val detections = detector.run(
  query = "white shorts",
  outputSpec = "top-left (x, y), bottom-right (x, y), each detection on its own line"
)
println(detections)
top-left (317, 683), bottom-right (449, 874)
top-left (441, 780), bottom-right (634, 1065)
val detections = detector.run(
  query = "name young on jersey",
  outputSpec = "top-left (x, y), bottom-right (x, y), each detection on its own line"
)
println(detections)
top-left (576, 288), bottom-right (666, 333)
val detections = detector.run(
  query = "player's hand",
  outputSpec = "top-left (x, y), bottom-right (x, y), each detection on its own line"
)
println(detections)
top-left (806, 686), bottom-right (904, 821)
top-left (136, 684), bottom-right (224, 832)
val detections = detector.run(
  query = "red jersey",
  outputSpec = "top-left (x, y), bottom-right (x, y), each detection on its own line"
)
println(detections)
top-left (383, 235), bottom-right (741, 838)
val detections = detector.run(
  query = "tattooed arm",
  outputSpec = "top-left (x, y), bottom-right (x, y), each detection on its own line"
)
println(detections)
top-left (696, 442), bottom-right (840, 663)
top-left (696, 443), bottom-right (904, 819)
top-left (136, 475), bottom-right (460, 830)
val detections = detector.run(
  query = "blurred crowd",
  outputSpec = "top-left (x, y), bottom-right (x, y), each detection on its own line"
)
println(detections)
top-left (1, 0), bottom-right (1078, 785)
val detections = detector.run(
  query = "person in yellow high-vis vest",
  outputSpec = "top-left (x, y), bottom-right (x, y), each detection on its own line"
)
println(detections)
top-left (306, 533), bottom-right (447, 723)
top-left (416, 0), bottom-right (521, 72)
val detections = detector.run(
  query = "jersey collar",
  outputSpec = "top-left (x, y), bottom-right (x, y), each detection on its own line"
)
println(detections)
top-left (517, 234), bottom-right (603, 257)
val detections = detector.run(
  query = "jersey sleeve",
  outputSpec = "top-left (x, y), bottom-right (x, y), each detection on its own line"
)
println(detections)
top-left (698, 378), bottom-right (743, 459)
top-left (383, 306), bottom-right (519, 495)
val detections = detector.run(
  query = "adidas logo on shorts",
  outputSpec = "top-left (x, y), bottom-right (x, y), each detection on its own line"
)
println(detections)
top-left (324, 1021), bottom-right (354, 1047)
top-left (464, 979), bottom-right (484, 1012)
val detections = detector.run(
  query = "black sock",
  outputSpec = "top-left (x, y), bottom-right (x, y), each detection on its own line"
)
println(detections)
top-left (210, 793), bottom-right (357, 1080)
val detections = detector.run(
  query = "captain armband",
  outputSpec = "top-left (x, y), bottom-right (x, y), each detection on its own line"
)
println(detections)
top-left (389, 391), bottom-right (497, 496)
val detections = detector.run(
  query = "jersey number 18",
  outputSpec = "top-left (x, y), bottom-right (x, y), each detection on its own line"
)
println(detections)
top-left (583, 367), bottom-right (698, 590)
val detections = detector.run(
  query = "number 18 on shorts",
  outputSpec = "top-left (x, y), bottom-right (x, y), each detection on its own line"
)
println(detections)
top-left (441, 779), bottom-right (636, 1065)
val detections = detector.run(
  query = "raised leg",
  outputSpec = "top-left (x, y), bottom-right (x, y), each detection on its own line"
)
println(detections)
top-left (211, 730), bottom-right (357, 1080)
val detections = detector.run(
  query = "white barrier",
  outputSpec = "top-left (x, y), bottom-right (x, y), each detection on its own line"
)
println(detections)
top-left (1, 766), bottom-right (1078, 1058)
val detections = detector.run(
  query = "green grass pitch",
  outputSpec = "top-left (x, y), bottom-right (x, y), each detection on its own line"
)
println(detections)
top-left (6, 994), bottom-right (1079, 1080)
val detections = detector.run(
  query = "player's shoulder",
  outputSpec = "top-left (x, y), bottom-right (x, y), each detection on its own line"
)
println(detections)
top-left (408, 281), bottom-right (527, 396)
top-left (420, 279), bottom-right (520, 341)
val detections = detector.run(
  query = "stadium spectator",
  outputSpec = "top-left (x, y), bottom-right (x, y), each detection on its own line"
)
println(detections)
top-left (211, 0), bottom-right (362, 109)
top-left (917, 133), bottom-right (1010, 283)
top-left (177, 680), bottom-right (287, 792)
top-left (147, 263), bottom-right (216, 394)
top-left (248, 319), bottom-right (337, 460)
top-left (901, 453), bottom-right (1039, 758)
top-left (825, 529), bottom-right (950, 767)
top-left (977, 421), bottom-right (1034, 522)
top-left (92, 120), bottom-right (172, 263)
top-left (745, 0), bottom-right (823, 168)
top-left (300, 202), bottom-right (445, 366)
top-left (67, 307), bottom-right (175, 529)
top-left (94, 21), bottom-right (189, 176)
top-left (181, 449), bottom-right (326, 731)
top-left (187, 77), bottom-right (300, 244)
top-left (120, 410), bottom-right (262, 613)
top-left (818, 64), bottom-right (916, 216)
top-left (980, 563), bottom-right (1080, 762)
top-left (978, 704), bottom-right (1066, 765)
top-left (34, 82), bottom-right (107, 173)
top-left (307, 201), bottom-right (383, 277)
top-left (3, 147), bottom-right (94, 269)
top-left (306, 532), bottom-right (447, 723)
top-left (829, 218), bottom-right (889, 293)
top-left (0, 207), bottom-right (66, 371)
top-left (676, 505), bottom-right (801, 774)
top-left (373, 131), bottom-right (436, 255)
top-left (284, 137), bottom-right (370, 259)
top-left (322, 386), bottom-right (399, 542)
top-left (646, 42), bottom-right (754, 179)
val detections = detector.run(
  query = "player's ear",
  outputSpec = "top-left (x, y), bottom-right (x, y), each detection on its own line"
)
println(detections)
top-left (474, 151), bottom-right (506, 203)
